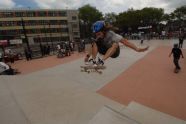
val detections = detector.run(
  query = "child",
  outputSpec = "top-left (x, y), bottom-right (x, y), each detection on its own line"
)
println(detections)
top-left (169, 44), bottom-right (184, 71)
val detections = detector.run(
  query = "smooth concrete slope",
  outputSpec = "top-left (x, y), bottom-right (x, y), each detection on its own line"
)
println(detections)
top-left (88, 106), bottom-right (141, 124)
top-left (0, 41), bottom-right (151, 124)
top-left (98, 46), bottom-right (186, 121)
top-left (0, 77), bottom-right (30, 124)
top-left (25, 46), bottom-right (151, 91)
top-left (0, 75), bottom-right (125, 124)
top-left (1, 39), bottom-right (183, 124)
top-left (120, 102), bottom-right (185, 124)
top-left (0, 44), bottom-right (151, 124)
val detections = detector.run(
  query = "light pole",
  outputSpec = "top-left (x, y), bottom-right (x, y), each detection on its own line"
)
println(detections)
top-left (21, 18), bottom-right (30, 50)
top-left (80, 20), bottom-right (87, 39)
top-left (68, 21), bottom-right (74, 42)
top-left (60, 21), bottom-right (63, 42)
top-left (43, 23), bottom-right (49, 45)
top-left (48, 22), bottom-right (54, 54)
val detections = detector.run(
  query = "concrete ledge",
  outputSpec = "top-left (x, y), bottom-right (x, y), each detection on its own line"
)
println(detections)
top-left (89, 106), bottom-right (140, 124)
top-left (121, 101), bottom-right (185, 124)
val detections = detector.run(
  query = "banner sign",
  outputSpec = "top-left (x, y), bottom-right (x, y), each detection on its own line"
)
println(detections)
top-left (9, 39), bottom-right (22, 44)
top-left (0, 40), bottom-right (8, 46)
top-left (138, 26), bottom-right (152, 30)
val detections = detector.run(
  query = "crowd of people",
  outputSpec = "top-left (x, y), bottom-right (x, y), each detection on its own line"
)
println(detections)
top-left (56, 41), bottom-right (75, 58)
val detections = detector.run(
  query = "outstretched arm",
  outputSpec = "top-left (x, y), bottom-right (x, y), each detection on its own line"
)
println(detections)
top-left (120, 38), bottom-right (149, 52)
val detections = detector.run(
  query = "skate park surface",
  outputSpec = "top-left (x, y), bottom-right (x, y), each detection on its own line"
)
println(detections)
top-left (0, 39), bottom-right (186, 124)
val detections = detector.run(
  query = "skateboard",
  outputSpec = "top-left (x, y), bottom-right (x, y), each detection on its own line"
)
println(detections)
top-left (80, 65), bottom-right (106, 74)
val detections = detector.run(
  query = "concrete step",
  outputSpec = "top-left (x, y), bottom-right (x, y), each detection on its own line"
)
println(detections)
top-left (120, 101), bottom-right (185, 124)
top-left (88, 106), bottom-right (141, 124)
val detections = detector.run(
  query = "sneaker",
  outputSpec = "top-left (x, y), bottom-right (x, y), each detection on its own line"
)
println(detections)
top-left (96, 57), bottom-right (104, 66)
top-left (86, 58), bottom-right (96, 65)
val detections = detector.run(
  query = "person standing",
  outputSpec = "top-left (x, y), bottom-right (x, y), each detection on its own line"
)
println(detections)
top-left (169, 44), bottom-right (184, 72)
top-left (179, 33), bottom-right (184, 48)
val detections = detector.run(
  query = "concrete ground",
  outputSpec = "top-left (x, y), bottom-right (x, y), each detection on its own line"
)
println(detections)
top-left (0, 39), bottom-right (185, 124)
top-left (98, 46), bottom-right (186, 120)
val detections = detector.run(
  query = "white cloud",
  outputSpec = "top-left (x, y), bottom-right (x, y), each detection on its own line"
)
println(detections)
top-left (28, 0), bottom-right (186, 14)
top-left (0, 0), bottom-right (184, 13)
top-left (33, 0), bottom-right (83, 9)
top-left (0, 0), bottom-right (15, 9)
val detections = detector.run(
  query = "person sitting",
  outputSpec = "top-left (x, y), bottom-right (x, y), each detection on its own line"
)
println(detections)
top-left (0, 61), bottom-right (20, 75)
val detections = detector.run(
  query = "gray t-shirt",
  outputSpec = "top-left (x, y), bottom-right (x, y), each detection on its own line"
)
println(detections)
top-left (102, 30), bottom-right (123, 48)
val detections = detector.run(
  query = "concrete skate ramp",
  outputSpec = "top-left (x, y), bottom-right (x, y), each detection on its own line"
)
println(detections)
top-left (98, 46), bottom-right (186, 120)
top-left (88, 106), bottom-right (140, 124)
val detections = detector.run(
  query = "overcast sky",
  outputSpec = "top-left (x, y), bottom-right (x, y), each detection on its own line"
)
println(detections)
top-left (0, 0), bottom-right (185, 14)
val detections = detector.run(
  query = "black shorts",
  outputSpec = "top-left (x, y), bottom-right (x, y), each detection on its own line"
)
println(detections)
top-left (98, 46), bottom-right (120, 58)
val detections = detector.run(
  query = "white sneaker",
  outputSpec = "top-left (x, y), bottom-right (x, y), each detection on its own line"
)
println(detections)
top-left (88, 59), bottom-right (96, 65)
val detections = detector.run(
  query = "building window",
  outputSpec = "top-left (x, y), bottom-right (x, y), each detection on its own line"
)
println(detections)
top-left (73, 32), bottom-right (79, 36)
top-left (38, 11), bottom-right (47, 17)
top-left (72, 16), bottom-right (77, 20)
top-left (26, 12), bottom-right (36, 17)
top-left (58, 11), bottom-right (67, 16)
top-left (48, 11), bottom-right (58, 17)
top-left (61, 28), bottom-right (69, 32)
top-left (60, 20), bottom-right (68, 25)
top-left (15, 12), bottom-right (22, 17)
top-left (72, 24), bottom-right (78, 28)
top-left (2, 12), bottom-right (14, 17)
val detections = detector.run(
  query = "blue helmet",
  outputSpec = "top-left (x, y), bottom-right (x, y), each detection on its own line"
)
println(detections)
top-left (92, 21), bottom-right (105, 33)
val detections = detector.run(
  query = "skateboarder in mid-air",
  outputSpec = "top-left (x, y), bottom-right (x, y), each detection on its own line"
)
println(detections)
top-left (169, 44), bottom-right (184, 73)
top-left (84, 21), bottom-right (149, 65)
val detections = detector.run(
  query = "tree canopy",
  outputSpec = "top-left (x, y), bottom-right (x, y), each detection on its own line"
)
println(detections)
top-left (78, 5), bottom-right (185, 36)
top-left (78, 4), bottom-right (103, 24)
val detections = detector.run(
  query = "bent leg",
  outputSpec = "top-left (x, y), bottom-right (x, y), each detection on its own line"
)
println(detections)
top-left (102, 43), bottom-right (119, 61)
top-left (92, 42), bottom-right (98, 60)
top-left (111, 46), bottom-right (120, 58)
top-left (173, 58), bottom-right (180, 69)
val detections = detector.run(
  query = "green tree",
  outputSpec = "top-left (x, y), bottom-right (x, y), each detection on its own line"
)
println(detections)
top-left (78, 4), bottom-right (103, 38)
top-left (116, 9), bottom-right (140, 32)
top-left (173, 5), bottom-right (186, 20)
top-left (115, 7), bottom-right (164, 33)
top-left (104, 12), bottom-right (117, 24)
top-left (141, 8), bottom-right (164, 24)
top-left (162, 14), bottom-right (170, 21)
top-left (78, 4), bottom-right (103, 24)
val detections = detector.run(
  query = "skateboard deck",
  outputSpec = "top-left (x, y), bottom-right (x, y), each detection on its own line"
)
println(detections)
top-left (80, 65), bottom-right (106, 74)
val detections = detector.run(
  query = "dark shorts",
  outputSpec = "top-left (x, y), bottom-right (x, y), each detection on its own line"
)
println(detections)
top-left (98, 46), bottom-right (120, 58)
